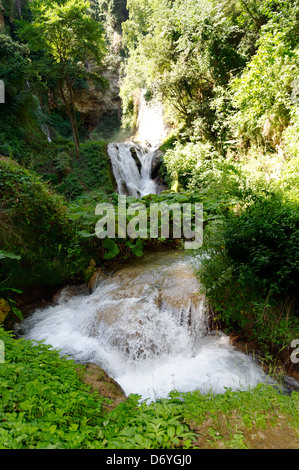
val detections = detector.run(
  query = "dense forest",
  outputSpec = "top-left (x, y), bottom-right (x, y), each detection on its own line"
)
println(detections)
top-left (0, 0), bottom-right (298, 450)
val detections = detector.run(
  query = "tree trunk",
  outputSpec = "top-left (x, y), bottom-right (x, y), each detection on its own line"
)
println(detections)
top-left (59, 79), bottom-right (80, 158)
top-left (68, 81), bottom-right (81, 158)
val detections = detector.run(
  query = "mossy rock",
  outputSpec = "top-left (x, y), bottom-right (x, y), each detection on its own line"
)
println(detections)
top-left (79, 363), bottom-right (126, 409)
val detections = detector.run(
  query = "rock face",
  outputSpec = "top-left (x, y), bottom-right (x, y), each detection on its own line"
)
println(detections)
top-left (74, 68), bottom-right (122, 132)
top-left (79, 363), bottom-right (126, 409)
top-left (129, 145), bottom-right (142, 173)
top-left (150, 150), bottom-right (163, 180)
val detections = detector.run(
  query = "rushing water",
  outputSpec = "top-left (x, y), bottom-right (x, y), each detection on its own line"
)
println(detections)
top-left (17, 90), bottom-right (272, 401)
top-left (18, 251), bottom-right (270, 401)
top-left (107, 88), bottom-right (169, 198)
top-left (107, 142), bottom-right (158, 197)
top-left (134, 89), bottom-right (169, 149)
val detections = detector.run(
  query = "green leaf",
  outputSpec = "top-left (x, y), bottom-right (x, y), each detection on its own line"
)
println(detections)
top-left (0, 250), bottom-right (21, 260)
top-left (167, 425), bottom-right (176, 439)
top-left (11, 307), bottom-right (23, 321)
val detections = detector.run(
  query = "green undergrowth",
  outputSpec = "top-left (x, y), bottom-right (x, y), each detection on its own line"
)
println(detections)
top-left (195, 192), bottom-right (299, 360)
top-left (67, 188), bottom-right (228, 265)
top-left (0, 150), bottom-right (113, 303)
top-left (23, 140), bottom-right (115, 200)
top-left (0, 327), bottom-right (298, 449)
top-left (0, 158), bottom-right (77, 295)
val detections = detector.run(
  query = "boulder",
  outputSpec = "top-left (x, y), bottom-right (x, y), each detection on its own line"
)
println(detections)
top-left (79, 363), bottom-right (126, 409)
top-left (150, 150), bottom-right (163, 180)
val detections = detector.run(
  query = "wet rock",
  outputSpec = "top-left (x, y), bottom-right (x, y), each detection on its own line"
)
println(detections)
top-left (150, 150), bottom-right (163, 180)
top-left (283, 375), bottom-right (299, 393)
top-left (52, 284), bottom-right (90, 304)
top-left (79, 363), bottom-right (126, 409)
top-left (87, 268), bottom-right (103, 292)
top-left (129, 146), bottom-right (142, 173)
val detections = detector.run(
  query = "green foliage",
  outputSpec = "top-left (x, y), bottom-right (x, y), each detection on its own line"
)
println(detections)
top-left (224, 196), bottom-right (299, 297)
top-left (0, 33), bottom-right (46, 159)
top-left (197, 194), bottom-right (299, 352)
top-left (98, 395), bottom-right (196, 449)
top-left (0, 327), bottom-right (107, 449)
top-left (0, 326), bottom-right (298, 449)
top-left (282, 106), bottom-right (299, 159)
top-left (55, 141), bottom-right (115, 198)
top-left (163, 141), bottom-right (217, 189)
top-left (230, 28), bottom-right (299, 148)
top-left (18, 0), bottom-right (106, 65)
top-left (120, 0), bottom-right (271, 137)
top-left (0, 159), bottom-right (76, 292)
top-left (17, 0), bottom-right (107, 156)
top-left (170, 384), bottom-right (299, 448)
top-left (121, 0), bottom-right (299, 154)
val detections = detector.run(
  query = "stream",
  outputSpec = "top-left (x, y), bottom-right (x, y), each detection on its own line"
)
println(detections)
top-left (17, 250), bottom-right (270, 401)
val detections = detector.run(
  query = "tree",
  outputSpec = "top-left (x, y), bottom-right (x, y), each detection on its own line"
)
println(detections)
top-left (18, 0), bottom-right (107, 157)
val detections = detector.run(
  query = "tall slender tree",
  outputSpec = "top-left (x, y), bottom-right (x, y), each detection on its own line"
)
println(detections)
top-left (18, 0), bottom-right (107, 157)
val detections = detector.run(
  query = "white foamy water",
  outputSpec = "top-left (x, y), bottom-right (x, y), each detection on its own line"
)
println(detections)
top-left (108, 141), bottom-right (158, 197)
top-left (135, 89), bottom-right (169, 149)
top-left (18, 251), bottom-right (270, 401)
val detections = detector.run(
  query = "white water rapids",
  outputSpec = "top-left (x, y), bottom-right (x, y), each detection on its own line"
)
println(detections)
top-left (18, 251), bottom-right (270, 401)
top-left (17, 90), bottom-right (272, 401)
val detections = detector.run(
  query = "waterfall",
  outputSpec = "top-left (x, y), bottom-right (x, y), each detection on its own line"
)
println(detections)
top-left (108, 89), bottom-right (169, 197)
top-left (107, 142), bottom-right (160, 197)
top-left (135, 89), bottom-right (169, 149)
top-left (17, 251), bottom-right (270, 401)
top-left (16, 90), bottom-right (273, 402)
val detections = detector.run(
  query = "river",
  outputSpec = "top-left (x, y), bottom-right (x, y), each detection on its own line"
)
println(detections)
top-left (17, 250), bottom-right (270, 401)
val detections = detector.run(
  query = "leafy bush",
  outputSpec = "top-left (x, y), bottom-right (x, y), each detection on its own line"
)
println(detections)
top-left (67, 189), bottom-right (207, 262)
top-left (0, 327), bottom-right (107, 449)
top-left (163, 141), bottom-right (216, 189)
top-left (162, 140), bottom-right (254, 208)
top-left (197, 194), bottom-right (299, 352)
top-left (230, 28), bottom-right (299, 149)
top-left (225, 195), bottom-right (299, 297)
top-left (282, 106), bottom-right (299, 160)
top-left (0, 159), bottom-right (77, 293)
top-left (0, 33), bottom-right (46, 161)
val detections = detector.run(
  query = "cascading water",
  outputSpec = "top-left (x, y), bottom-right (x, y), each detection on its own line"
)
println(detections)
top-left (16, 90), bottom-right (272, 401)
top-left (18, 251), bottom-right (270, 401)
top-left (107, 142), bottom-right (159, 197)
top-left (107, 88), bottom-right (169, 197)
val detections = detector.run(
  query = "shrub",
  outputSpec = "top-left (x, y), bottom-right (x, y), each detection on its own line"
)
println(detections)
top-left (197, 194), bottom-right (299, 352)
top-left (0, 159), bottom-right (76, 293)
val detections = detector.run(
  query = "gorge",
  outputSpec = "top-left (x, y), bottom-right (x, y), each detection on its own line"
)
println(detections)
top-left (15, 95), bottom-right (272, 402)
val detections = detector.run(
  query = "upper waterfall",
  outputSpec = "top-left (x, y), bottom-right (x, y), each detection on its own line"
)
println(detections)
top-left (134, 89), bottom-right (169, 150)
top-left (108, 90), bottom-right (168, 197)
top-left (108, 142), bottom-right (160, 197)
